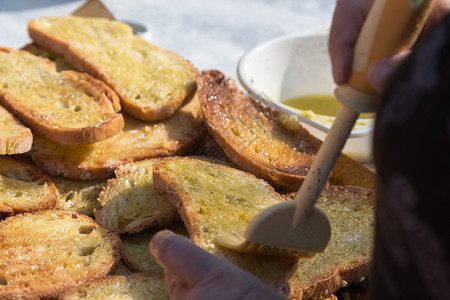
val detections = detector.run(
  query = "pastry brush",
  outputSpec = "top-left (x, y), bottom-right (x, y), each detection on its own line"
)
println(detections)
top-left (215, 0), bottom-right (435, 256)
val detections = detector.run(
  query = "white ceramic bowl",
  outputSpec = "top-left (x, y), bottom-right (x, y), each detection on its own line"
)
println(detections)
top-left (237, 34), bottom-right (374, 164)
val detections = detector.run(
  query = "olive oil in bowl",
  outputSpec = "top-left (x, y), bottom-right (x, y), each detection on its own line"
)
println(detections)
top-left (283, 95), bottom-right (375, 119)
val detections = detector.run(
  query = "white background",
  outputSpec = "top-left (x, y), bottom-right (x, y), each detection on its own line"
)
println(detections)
top-left (0, 0), bottom-right (336, 82)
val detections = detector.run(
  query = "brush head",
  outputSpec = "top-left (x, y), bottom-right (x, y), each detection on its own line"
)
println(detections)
top-left (214, 201), bottom-right (331, 256)
top-left (214, 230), bottom-right (317, 258)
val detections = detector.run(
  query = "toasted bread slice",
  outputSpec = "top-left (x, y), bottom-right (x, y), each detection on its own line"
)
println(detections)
top-left (0, 156), bottom-right (57, 217)
top-left (121, 222), bottom-right (188, 273)
top-left (153, 157), bottom-right (298, 295)
top-left (287, 186), bottom-right (374, 299)
top-left (0, 105), bottom-right (32, 155)
top-left (30, 94), bottom-right (206, 180)
top-left (52, 176), bottom-right (106, 216)
top-left (60, 273), bottom-right (168, 300)
top-left (330, 153), bottom-right (376, 190)
top-left (0, 47), bottom-right (123, 145)
top-left (95, 159), bottom-right (179, 234)
top-left (196, 70), bottom-right (322, 190)
top-left (28, 16), bottom-right (198, 121)
top-left (0, 210), bottom-right (121, 299)
top-left (22, 42), bottom-right (72, 71)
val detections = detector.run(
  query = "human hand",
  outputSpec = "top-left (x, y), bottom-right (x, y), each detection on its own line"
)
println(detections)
top-left (329, 0), bottom-right (450, 92)
top-left (149, 230), bottom-right (286, 300)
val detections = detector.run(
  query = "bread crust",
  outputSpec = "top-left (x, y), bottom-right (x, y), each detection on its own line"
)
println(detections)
top-left (0, 47), bottom-right (124, 145)
top-left (0, 156), bottom-right (57, 216)
top-left (30, 94), bottom-right (206, 180)
top-left (118, 78), bottom-right (197, 122)
top-left (196, 70), bottom-right (322, 190)
top-left (0, 105), bottom-right (32, 155)
top-left (28, 16), bottom-right (199, 122)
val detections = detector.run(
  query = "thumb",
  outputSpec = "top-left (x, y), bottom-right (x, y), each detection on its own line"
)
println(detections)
top-left (367, 51), bottom-right (410, 92)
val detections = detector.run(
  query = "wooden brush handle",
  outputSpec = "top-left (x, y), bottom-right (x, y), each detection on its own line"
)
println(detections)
top-left (292, 106), bottom-right (359, 229)
top-left (349, 0), bottom-right (434, 95)
top-left (292, 0), bottom-right (435, 229)
top-left (336, 0), bottom-right (435, 112)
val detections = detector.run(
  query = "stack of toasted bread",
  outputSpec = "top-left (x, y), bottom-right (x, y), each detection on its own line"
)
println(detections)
top-left (0, 15), bottom-right (376, 299)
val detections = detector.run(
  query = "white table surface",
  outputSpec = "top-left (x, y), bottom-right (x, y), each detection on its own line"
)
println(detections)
top-left (0, 0), bottom-right (336, 83)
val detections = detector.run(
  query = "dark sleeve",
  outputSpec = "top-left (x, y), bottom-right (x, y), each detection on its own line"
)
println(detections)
top-left (369, 14), bottom-right (450, 300)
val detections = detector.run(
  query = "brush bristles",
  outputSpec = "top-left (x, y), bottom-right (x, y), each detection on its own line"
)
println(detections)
top-left (214, 232), bottom-right (317, 258)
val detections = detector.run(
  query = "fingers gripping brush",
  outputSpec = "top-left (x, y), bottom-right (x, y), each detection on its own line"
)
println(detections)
top-left (214, 0), bottom-right (434, 256)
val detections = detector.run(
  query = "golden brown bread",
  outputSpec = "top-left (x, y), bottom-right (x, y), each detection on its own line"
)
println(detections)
top-left (30, 94), bottom-right (206, 180)
top-left (152, 157), bottom-right (375, 299)
top-left (28, 16), bottom-right (198, 122)
top-left (52, 176), bottom-right (106, 217)
top-left (60, 272), bottom-right (168, 299)
top-left (0, 8), bottom-right (378, 298)
top-left (196, 69), bottom-right (322, 190)
top-left (330, 153), bottom-right (376, 190)
top-left (0, 47), bottom-right (124, 145)
top-left (0, 156), bottom-right (57, 217)
top-left (0, 105), bottom-right (32, 155)
top-left (22, 42), bottom-right (72, 71)
top-left (0, 210), bottom-right (121, 299)
top-left (120, 222), bottom-right (188, 274)
top-left (95, 159), bottom-right (178, 234)
top-left (153, 156), bottom-right (298, 296)
top-left (287, 186), bottom-right (374, 299)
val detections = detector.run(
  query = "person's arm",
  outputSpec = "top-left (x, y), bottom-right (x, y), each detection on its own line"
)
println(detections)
top-left (149, 230), bottom-right (286, 300)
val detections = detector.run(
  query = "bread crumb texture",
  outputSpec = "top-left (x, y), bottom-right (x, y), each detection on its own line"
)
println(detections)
top-left (52, 176), bottom-right (106, 216)
top-left (288, 186), bottom-right (375, 299)
top-left (0, 174), bottom-right (50, 208)
top-left (0, 210), bottom-right (120, 299)
top-left (0, 105), bottom-right (32, 155)
top-left (95, 159), bottom-right (178, 234)
top-left (61, 273), bottom-right (168, 300)
top-left (0, 156), bottom-right (57, 215)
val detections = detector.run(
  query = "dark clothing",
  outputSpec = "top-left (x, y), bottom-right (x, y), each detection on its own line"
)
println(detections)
top-left (370, 14), bottom-right (450, 300)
